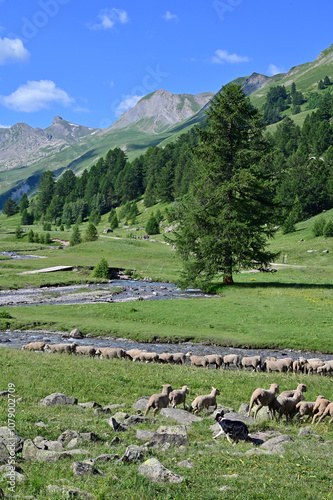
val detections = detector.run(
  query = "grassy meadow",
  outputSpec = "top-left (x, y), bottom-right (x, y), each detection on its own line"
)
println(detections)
top-left (0, 348), bottom-right (333, 499)
top-left (0, 205), bottom-right (333, 499)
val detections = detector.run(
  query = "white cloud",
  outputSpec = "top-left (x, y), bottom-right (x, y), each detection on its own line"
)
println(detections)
top-left (211, 49), bottom-right (250, 64)
top-left (0, 37), bottom-right (30, 65)
top-left (0, 80), bottom-right (74, 112)
top-left (87, 8), bottom-right (129, 30)
top-left (0, 124), bottom-right (11, 128)
top-left (163, 11), bottom-right (179, 22)
top-left (267, 64), bottom-right (285, 76)
top-left (115, 94), bottom-right (143, 117)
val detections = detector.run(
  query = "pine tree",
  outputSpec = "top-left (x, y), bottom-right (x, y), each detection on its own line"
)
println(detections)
top-left (172, 84), bottom-right (278, 287)
top-left (69, 224), bottom-right (82, 246)
top-left (84, 223), bottom-right (98, 242)
top-left (145, 214), bottom-right (160, 235)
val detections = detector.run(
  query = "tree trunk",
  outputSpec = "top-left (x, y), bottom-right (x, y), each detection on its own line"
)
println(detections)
top-left (223, 275), bottom-right (234, 285)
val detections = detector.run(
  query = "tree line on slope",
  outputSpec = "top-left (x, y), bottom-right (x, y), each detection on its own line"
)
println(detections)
top-left (3, 82), bottom-right (333, 233)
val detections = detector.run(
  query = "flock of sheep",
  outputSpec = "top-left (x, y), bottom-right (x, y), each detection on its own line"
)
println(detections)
top-left (21, 341), bottom-right (333, 427)
top-left (21, 342), bottom-right (333, 376)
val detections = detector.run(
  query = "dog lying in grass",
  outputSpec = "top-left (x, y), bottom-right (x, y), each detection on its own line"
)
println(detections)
top-left (213, 411), bottom-right (250, 445)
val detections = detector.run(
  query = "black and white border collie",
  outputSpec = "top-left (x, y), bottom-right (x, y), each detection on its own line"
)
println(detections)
top-left (213, 411), bottom-right (250, 444)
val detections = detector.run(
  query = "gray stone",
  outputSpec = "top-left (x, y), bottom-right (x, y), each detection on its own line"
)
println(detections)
top-left (71, 459), bottom-right (97, 476)
top-left (0, 427), bottom-right (25, 453)
top-left (3, 470), bottom-right (27, 483)
top-left (113, 411), bottom-right (129, 421)
top-left (160, 408), bottom-right (202, 425)
top-left (118, 445), bottom-right (145, 463)
top-left (248, 430), bottom-right (281, 444)
top-left (35, 421), bottom-right (46, 428)
top-left (219, 486), bottom-right (231, 491)
top-left (218, 411), bottom-right (255, 426)
top-left (261, 434), bottom-right (293, 454)
top-left (149, 425), bottom-right (188, 448)
top-left (104, 403), bottom-right (126, 411)
top-left (138, 457), bottom-right (185, 483)
top-left (46, 485), bottom-right (93, 499)
top-left (132, 397), bottom-right (150, 411)
top-left (0, 463), bottom-right (24, 474)
top-left (0, 443), bottom-right (9, 465)
top-left (125, 415), bottom-right (153, 426)
top-left (238, 403), bottom-right (250, 416)
top-left (35, 450), bottom-right (72, 462)
top-left (136, 429), bottom-right (155, 441)
top-left (94, 407), bottom-right (111, 415)
top-left (178, 460), bottom-right (194, 468)
top-left (66, 437), bottom-right (83, 449)
top-left (33, 436), bottom-right (64, 452)
top-left (38, 393), bottom-right (78, 407)
top-left (109, 436), bottom-right (121, 446)
top-left (78, 401), bottom-right (102, 409)
top-left (22, 439), bottom-right (38, 460)
top-left (57, 429), bottom-right (80, 444)
top-left (95, 454), bottom-right (119, 462)
top-left (68, 328), bottom-right (83, 338)
top-left (106, 417), bottom-right (128, 432)
top-left (80, 432), bottom-right (99, 442)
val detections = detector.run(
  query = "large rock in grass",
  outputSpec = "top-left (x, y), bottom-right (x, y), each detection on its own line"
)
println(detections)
top-left (38, 393), bottom-right (78, 407)
top-left (138, 458), bottom-right (184, 483)
top-left (0, 427), bottom-right (25, 453)
top-left (160, 408), bottom-right (202, 425)
top-left (46, 485), bottom-right (94, 499)
top-left (149, 425), bottom-right (188, 448)
top-left (118, 445), bottom-right (146, 464)
top-left (0, 443), bottom-right (9, 465)
top-left (260, 434), bottom-right (293, 454)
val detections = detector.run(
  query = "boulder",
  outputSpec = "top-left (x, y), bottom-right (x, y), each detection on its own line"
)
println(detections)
top-left (149, 425), bottom-right (188, 448)
top-left (71, 459), bottom-right (99, 476)
top-left (118, 445), bottom-right (146, 463)
top-left (136, 429), bottom-right (155, 442)
top-left (124, 415), bottom-right (153, 426)
top-left (69, 328), bottom-right (83, 339)
top-left (138, 458), bottom-right (184, 483)
top-left (94, 454), bottom-right (119, 462)
top-left (132, 397), bottom-right (150, 411)
top-left (0, 427), bottom-right (25, 453)
top-left (160, 408), bottom-right (202, 425)
top-left (177, 460), bottom-right (194, 468)
top-left (46, 485), bottom-right (93, 499)
top-left (38, 393), bottom-right (78, 407)
top-left (57, 429), bottom-right (80, 445)
top-left (33, 436), bottom-right (63, 452)
top-left (106, 417), bottom-right (128, 432)
top-left (0, 443), bottom-right (9, 465)
top-left (78, 401), bottom-right (102, 409)
top-left (260, 434), bottom-right (293, 454)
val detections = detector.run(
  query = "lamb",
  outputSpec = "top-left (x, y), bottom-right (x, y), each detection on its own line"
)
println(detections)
top-left (169, 386), bottom-right (189, 409)
top-left (205, 354), bottom-right (223, 369)
top-left (46, 343), bottom-right (77, 354)
top-left (125, 348), bottom-right (146, 360)
top-left (75, 345), bottom-right (96, 357)
top-left (275, 391), bottom-right (305, 421)
top-left (96, 347), bottom-right (125, 359)
top-left (223, 354), bottom-right (241, 370)
top-left (241, 355), bottom-right (262, 372)
top-left (22, 342), bottom-right (46, 351)
top-left (145, 384), bottom-right (173, 416)
top-left (247, 383), bottom-right (280, 419)
top-left (189, 355), bottom-right (209, 368)
top-left (316, 402), bottom-right (333, 424)
top-left (295, 401), bottom-right (316, 422)
top-left (279, 383), bottom-right (307, 399)
top-left (189, 387), bottom-right (220, 415)
top-left (312, 396), bottom-right (331, 424)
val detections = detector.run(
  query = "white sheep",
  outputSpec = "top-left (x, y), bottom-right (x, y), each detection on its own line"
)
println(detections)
top-left (241, 355), bottom-right (262, 371)
top-left (223, 354), bottom-right (241, 369)
top-left (316, 402), bottom-right (333, 424)
top-left (264, 357), bottom-right (293, 373)
top-left (295, 401), bottom-right (316, 422)
top-left (158, 352), bottom-right (174, 363)
top-left (171, 353), bottom-right (186, 365)
top-left (189, 355), bottom-right (209, 368)
top-left (97, 347), bottom-right (125, 359)
top-left (126, 348), bottom-right (146, 360)
top-left (46, 343), bottom-right (77, 354)
top-left (169, 386), bottom-right (189, 409)
top-left (304, 358), bottom-right (325, 374)
top-left (189, 387), bottom-right (220, 415)
top-left (133, 351), bottom-right (159, 363)
top-left (292, 357), bottom-right (307, 374)
top-left (205, 354), bottom-right (223, 369)
top-left (275, 391), bottom-right (305, 421)
top-left (312, 396), bottom-right (331, 424)
top-left (75, 345), bottom-right (96, 357)
top-left (279, 383), bottom-right (307, 399)
top-left (22, 342), bottom-right (46, 351)
top-left (247, 383), bottom-right (280, 419)
top-left (145, 384), bottom-right (173, 416)
top-left (317, 360), bottom-right (333, 375)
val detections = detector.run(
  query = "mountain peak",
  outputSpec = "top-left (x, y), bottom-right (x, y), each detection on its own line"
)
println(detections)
top-left (52, 115), bottom-right (64, 124)
top-left (110, 89), bottom-right (215, 134)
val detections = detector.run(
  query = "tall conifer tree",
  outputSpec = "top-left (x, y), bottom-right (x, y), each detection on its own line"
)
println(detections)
top-left (173, 84), bottom-right (278, 287)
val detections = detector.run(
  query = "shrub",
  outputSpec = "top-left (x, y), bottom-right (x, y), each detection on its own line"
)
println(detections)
top-left (70, 224), bottom-right (82, 246)
top-left (84, 223), bottom-right (98, 242)
top-left (145, 214), bottom-right (160, 235)
top-left (27, 229), bottom-right (34, 242)
top-left (15, 226), bottom-right (22, 239)
top-left (44, 232), bottom-right (52, 244)
top-left (60, 224), bottom-right (64, 231)
top-left (323, 219), bottom-right (333, 237)
top-left (43, 222), bottom-right (51, 231)
top-left (92, 258), bottom-right (109, 279)
top-left (312, 216), bottom-right (326, 237)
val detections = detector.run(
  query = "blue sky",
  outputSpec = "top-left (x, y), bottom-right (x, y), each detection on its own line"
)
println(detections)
top-left (0, 0), bottom-right (332, 129)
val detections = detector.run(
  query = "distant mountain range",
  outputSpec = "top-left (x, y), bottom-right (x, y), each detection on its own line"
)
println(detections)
top-left (0, 43), bottom-right (332, 207)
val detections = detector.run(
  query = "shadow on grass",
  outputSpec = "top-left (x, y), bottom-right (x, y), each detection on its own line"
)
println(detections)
top-left (208, 282), bottom-right (333, 293)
